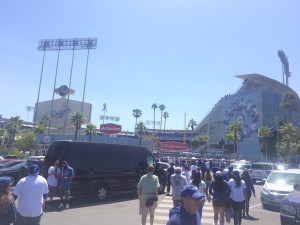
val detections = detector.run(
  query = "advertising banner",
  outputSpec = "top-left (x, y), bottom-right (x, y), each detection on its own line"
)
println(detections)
top-left (100, 123), bottom-right (122, 134)
top-left (159, 141), bottom-right (188, 151)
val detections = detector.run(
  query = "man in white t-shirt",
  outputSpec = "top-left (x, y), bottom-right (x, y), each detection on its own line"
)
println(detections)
top-left (13, 164), bottom-right (48, 225)
top-left (47, 160), bottom-right (61, 204)
top-left (171, 168), bottom-right (188, 207)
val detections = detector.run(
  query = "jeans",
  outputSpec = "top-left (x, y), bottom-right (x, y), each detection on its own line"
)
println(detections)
top-left (230, 199), bottom-right (245, 225)
top-left (15, 212), bottom-right (42, 225)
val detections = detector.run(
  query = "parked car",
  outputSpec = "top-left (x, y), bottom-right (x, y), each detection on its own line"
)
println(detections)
top-left (250, 162), bottom-right (278, 183)
top-left (261, 169), bottom-right (300, 208)
top-left (0, 160), bottom-right (44, 186)
top-left (280, 184), bottom-right (300, 225)
top-left (44, 141), bottom-right (167, 201)
top-left (0, 160), bottom-right (25, 169)
top-left (229, 161), bottom-right (252, 175)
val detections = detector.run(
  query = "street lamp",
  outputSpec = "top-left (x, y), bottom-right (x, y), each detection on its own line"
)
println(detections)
top-left (274, 115), bottom-right (280, 162)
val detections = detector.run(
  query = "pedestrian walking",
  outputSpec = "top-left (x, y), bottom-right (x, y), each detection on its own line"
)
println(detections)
top-left (170, 167), bottom-right (188, 207)
top-left (241, 169), bottom-right (255, 217)
top-left (228, 170), bottom-right (248, 225)
top-left (0, 176), bottom-right (16, 225)
top-left (58, 160), bottom-right (74, 209)
top-left (137, 164), bottom-right (160, 225)
top-left (166, 163), bottom-right (175, 196)
top-left (47, 160), bottom-right (61, 205)
top-left (208, 171), bottom-right (230, 225)
top-left (166, 184), bottom-right (203, 225)
top-left (181, 166), bottom-right (191, 183)
top-left (13, 164), bottom-right (48, 225)
top-left (191, 171), bottom-right (210, 218)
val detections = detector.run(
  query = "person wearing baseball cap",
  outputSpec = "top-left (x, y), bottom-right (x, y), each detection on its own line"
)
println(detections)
top-left (170, 167), bottom-right (188, 207)
top-left (166, 184), bottom-right (203, 225)
top-left (13, 164), bottom-right (48, 225)
top-left (0, 176), bottom-right (16, 225)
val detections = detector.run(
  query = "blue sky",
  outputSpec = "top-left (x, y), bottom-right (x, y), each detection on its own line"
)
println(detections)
top-left (0, 0), bottom-right (299, 132)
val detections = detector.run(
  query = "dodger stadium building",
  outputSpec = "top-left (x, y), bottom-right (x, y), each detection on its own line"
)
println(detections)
top-left (195, 73), bottom-right (300, 162)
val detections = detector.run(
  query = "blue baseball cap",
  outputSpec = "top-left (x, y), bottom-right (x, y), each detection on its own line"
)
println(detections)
top-left (28, 164), bottom-right (39, 176)
top-left (0, 176), bottom-right (11, 187)
top-left (181, 185), bottom-right (203, 199)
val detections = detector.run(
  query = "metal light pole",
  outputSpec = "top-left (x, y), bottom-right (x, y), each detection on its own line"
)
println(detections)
top-left (274, 115), bottom-right (280, 162)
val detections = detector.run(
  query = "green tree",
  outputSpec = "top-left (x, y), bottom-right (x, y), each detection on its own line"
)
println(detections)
top-left (132, 109), bottom-right (142, 128)
top-left (41, 114), bottom-right (51, 126)
top-left (4, 116), bottom-right (23, 149)
top-left (224, 133), bottom-right (235, 156)
top-left (190, 137), bottom-right (201, 151)
top-left (228, 120), bottom-right (243, 161)
top-left (280, 92), bottom-right (298, 123)
top-left (0, 128), bottom-right (7, 148)
top-left (14, 130), bottom-right (36, 155)
top-left (84, 123), bottom-right (97, 141)
top-left (188, 119), bottom-right (198, 132)
top-left (34, 123), bottom-right (47, 135)
top-left (151, 103), bottom-right (158, 134)
top-left (159, 104), bottom-right (166, 134)
top-left (279, 123), bottom-right (299, 164)
top-left (135, 121), bottom-right (147, 146)
top-left (70, 112), bottom-right (85, 141)
top-left (259, 125), bottom-right (274, 161)
top-left (163, 111), bottom-right (169, 140)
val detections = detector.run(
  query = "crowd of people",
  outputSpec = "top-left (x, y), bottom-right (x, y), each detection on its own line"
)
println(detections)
top-left (0, 160), bottom-right (74, 225)
top-left (139, 159), bottom-right (256, 225)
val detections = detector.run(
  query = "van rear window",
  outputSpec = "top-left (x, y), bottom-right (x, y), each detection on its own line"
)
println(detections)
top-left (251, 164), bottom-right (272, 170)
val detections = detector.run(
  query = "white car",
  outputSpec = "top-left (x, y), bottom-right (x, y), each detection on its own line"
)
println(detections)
top-left (250, 162), bottom-right (278, 183)
top-left (261, 169), bottom-right (300, 208)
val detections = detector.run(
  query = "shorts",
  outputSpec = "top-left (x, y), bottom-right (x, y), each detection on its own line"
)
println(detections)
top-left (139, 193), bottom-right (157, 215)
top-left (212, 199), bottom-right (227, 207)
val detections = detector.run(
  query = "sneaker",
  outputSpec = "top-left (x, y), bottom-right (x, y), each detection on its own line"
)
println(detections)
top-left (66, 203), bottom-right (69, 209)
top-left (58, 203), bottom-right (64, 209)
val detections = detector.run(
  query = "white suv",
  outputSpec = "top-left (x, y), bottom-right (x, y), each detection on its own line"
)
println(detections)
top-left (250, 162), bottom-right (278, 183)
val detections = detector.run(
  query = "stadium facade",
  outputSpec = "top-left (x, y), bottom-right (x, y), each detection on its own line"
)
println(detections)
top-left (195, 74), bottom-right (300, 162)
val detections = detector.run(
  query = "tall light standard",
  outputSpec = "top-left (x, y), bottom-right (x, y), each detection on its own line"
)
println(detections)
top-left (274, 115), bottom-right (280, 162)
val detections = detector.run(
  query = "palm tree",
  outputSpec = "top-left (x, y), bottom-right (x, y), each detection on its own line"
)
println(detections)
top-left (70, 112), bottom-right (85, 141)
top-left (84, 123), bottom-right (97, 142)
top-left (0, 128), bottom-right (7, 147)
top-left (34, 123), bottom-right (47, 135)
top-left (159, 104), bottom-right (166, 135)
top-left (151, 103), bottom-right (158, 134)
top-left (280, 92), bottom-right (298, 123)
top-left (135, 121), bottom-right (147, 146)
top-left (279, 123), bottom-right (299, 164)
top-left (41, 114), bottom-right (51, 126)
top-left (132, 109), bottom-right (142, 128)
top-left (188, 119), bottom-right (198, 132)
top-left (259, 125), bottom-right (274, 161)
top-left (102, 103), bottom-right (107, 124)
top-left (4, 116), bottom-right (23, 149)
top-left (190, 137), bottom-right (201, 151)
top-left (224, 132), bottom-right (235, 156)
top-left (199, 135), bottom-right (209, 158)
top-left (163, 111), bottom-right (169, 140)
top-left (228, 120), bottom-right (243, 161)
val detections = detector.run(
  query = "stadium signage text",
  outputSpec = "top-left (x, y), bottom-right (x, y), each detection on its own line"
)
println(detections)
top-left (100, 123), bottom-right (122, 134)
top-left (159, 141), bottom-right (188, 151)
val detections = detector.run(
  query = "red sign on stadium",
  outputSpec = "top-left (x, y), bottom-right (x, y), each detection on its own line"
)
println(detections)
top-left (159, 141), bottom-right (188, 151)
top-left (100, 123), bottom-right (122, 134)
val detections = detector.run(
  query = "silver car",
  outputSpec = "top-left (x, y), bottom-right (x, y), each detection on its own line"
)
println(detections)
top-left (261, 169), bottom-right (300, 208)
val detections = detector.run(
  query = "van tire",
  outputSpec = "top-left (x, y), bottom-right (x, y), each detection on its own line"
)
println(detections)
top-left (97, 185), bottom-right (109, 201)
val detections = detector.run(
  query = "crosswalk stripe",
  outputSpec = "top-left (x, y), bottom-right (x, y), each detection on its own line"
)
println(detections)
top-left (147, 195), bottom-right (215, 225)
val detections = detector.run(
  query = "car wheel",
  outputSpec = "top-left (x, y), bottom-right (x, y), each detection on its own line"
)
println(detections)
top-left (159, 180), bottom-right (166, 194)
top-left (252, 179), bottom-right (256, 184)
top-left (96, 185), bottom-right (109, 201)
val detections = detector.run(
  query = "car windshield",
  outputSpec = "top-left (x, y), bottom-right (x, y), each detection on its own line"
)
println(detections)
top-left (231, 164), bottom-right (251, 170)
top-left (267, 172), bottom-right (300, 185)
top-left (252, 164), bottom-right (273, 170)
top-left (1, 161), bottom-right (23, 167)
top-left (8, 162), bottom-right (26, 170)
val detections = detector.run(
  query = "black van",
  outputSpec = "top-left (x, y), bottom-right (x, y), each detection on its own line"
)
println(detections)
top-left (44, 141), bottom-right (166, 201)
